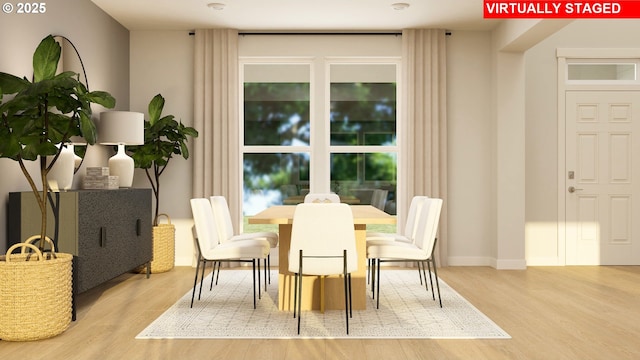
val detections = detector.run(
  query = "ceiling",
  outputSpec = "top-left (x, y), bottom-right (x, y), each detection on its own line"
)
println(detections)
top-left (91, 0), bottom-right (500, 32)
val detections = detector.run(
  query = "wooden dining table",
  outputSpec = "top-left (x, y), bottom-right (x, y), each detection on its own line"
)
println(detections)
top-left (248, 205), bottom-right (396, 311)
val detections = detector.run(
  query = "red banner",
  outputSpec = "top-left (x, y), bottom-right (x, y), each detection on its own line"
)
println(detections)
top-left (484, 1), bottom-right (640, 18)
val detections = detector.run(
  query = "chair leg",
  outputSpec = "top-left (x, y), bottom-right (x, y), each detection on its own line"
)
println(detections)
top-left (264, 258), bottom-right (268, 291)
top-left (190, 255), bottom-right (203, 308)
top-left (376, 259), bottom-right (381, 309)
top-left (348, 273), bottom-right (353, 318)
top-left (297, 250), bottom-right (303, 335)
top-left (210, 261), bottom-right (219, 290)
top-left (215, 261), bottom-right (221, 285)
top-left (257, 258), bottom-right (262, 300)
top-left (421, 261), bottom-right (430, 294)
top-left (252, 259), bottom-right (257, 309)
top-left (426, 260), bottom-right (435, 300)
top-left (343, 249), bottom-right (349, 335)
top-left (370, 258), bottom-right (376, 299)
top-left (430, 257), bottom-right (442, 308)
top-left (293, 272), bottom-right (298, 319)
top-left (267, 253), bottom-right (271, 284)
top-left (198, 259), bottom-right (207, 301)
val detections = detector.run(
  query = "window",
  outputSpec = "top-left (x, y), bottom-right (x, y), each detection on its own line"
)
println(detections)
top-left (240, 35), bottom-right (401, 233)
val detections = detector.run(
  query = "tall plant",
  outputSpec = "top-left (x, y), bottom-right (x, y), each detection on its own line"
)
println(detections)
top-left (127, 94), bottom-right (198, 225)
top-left (0, 35), bottom-right (115, 247)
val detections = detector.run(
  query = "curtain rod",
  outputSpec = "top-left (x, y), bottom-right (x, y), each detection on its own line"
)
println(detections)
top-left (189, 31), bottom-right (452, 36)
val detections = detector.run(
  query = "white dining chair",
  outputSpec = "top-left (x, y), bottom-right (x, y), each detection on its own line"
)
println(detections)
top-left (366, 195), bottom-right (429, 285)
top-left (190, 198), bottom-right (270, 309)
top-left (210, 196), bottom-right (278, 285)
top-left (303, 193), bottom-right (340, 203)
top-left (289, 203), bottom-right (357, 335)
top-left (370, 189), bottom-right (388, 211)
top-left (367, 198), bottom-right (444, 309)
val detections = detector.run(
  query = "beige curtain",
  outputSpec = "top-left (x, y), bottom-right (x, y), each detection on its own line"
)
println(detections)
top-left (193, 29), bottom-right (241, 228)
top-left (401, 29), bottom-right (448, 266)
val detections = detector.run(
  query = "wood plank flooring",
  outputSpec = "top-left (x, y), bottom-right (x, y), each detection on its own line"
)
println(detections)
top-left (1, 266), bottom-right (639, 360)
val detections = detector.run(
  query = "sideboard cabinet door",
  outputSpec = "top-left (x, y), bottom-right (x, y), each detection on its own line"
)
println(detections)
top-left (8, 189), bottom-right (152, 293)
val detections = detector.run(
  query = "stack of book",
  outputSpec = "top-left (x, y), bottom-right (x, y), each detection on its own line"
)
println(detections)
top-left (83, 167), bottom-right (119, 189)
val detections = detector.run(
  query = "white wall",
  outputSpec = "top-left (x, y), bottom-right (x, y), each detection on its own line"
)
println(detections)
top-left (0, 0), bottom-right (130, 251)
top-left (446, 31), bottom-right (495, 266)
top-left (524, 19), bottom-right (640, 265)
top-left (129, 31), bottom-right (196, 266)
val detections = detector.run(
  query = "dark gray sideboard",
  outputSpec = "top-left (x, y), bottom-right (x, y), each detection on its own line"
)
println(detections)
top-left (8, 189), bottom-right (152, 293)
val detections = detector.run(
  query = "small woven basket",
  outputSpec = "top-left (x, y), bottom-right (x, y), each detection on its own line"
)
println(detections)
top-left (147, 213), bottom-right (175, 273)
top-left (0, 236), bottom-right (73, 342)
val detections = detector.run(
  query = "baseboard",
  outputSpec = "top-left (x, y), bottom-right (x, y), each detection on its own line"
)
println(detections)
top-left (447, 256), bottom-right (493, 266)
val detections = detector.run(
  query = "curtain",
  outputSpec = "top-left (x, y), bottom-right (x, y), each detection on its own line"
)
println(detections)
top-left (401, 29), bottom-right (448, 266)
top-left (193, 29), bottom-right (241, 228)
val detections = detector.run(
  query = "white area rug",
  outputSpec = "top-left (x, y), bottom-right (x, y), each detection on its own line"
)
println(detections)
top-left (136, 270), bottom-right (510, 339)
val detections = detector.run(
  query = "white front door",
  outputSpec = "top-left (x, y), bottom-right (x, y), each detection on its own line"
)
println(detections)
top-left (565, 90), bottom-right (640, 265)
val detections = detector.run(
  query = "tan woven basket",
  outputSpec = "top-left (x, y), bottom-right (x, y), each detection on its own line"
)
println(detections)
top-left (148, 213), bottom-right (175, 273)
top-left (0, 236), bottom-right (73, 342)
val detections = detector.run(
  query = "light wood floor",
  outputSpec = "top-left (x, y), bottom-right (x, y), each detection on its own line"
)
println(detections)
top-left (1, 265), bottom-right (639, 360)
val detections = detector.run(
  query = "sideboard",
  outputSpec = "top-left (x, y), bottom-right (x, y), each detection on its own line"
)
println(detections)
top-left (8, 189), bottom-right (152, 294)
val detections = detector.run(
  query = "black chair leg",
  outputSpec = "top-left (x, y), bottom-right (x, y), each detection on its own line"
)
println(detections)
top-left (297, 250), bottom-right (303, 335)
top-left (417, 261), bottom-right (424, 286)
top-left (210, 261), bottom-right (219, 290)
top-left (198, 259), bottom-right (207, 301)
top-left (376, 259), bottom-right (381, 309)
top-left (293, 272), bottom-right (298, 318)
top-left (257, 258), bottom-right (262, 299)
top-left (252, 259), bottom-right (257, 309)
top-left (370, 258), bottom-right (376, 299)
top-left (268, 254), bottom-right (271, 284)
top-left (430, 257), bottom-right (442, 308)
top-left (264, 258), bottom-right (268, 291)
top-left (343, 249), bottom-right (349, 335)
top-left (190, 256), bottom-right (203, 308)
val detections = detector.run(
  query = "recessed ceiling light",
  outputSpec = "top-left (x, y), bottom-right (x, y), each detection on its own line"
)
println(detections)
top-left (207, 2), bottom-right (226, 10)
top-left (391, 2), bottom-right (410, 10)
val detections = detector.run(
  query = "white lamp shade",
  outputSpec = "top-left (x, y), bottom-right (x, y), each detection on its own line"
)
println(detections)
top-left (98, 111), bottom-right (144, 145)
top-left (98, 111), bottom-right (144, 188)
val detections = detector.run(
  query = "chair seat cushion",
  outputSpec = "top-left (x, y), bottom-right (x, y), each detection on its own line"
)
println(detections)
top-left (366, 233), bottom-right (411, 243)
top-left (204, 239), bottom-right (270, 260)
top-left (367, 241), bottom-right (428, 261)
top-left (230, 232), bottom-right (278, 247)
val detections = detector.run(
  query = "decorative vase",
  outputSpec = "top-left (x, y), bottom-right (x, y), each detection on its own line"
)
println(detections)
top-left (47, 144), bottom-right (75, 191)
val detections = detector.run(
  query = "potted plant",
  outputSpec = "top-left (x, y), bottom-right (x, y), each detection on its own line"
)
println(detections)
top-left (127, 94), bottom-right (198, 273)
top-left (0, 35), bottom-right (115, 341)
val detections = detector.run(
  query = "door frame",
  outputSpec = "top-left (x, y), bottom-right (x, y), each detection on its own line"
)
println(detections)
top-left (557, 48), bottom-right (640, 265)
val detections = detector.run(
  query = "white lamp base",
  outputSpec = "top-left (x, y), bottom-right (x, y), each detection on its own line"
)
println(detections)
top-left (108, 144), bottom-right (134, 188)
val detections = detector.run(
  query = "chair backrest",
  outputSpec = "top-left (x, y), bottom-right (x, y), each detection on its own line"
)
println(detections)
top-left (413, 198), bottom-right (443, 256)
top-left (303, 193), bottom-right (340, 203)
top-left (288, 203), bottom-right (358, 275)
top-left (403, 196), bottom-right (429, 239)
top-left (210, 196), bottom-right (235, 242)
top-left (371, 189), bottom-right (388, 210)
top-left (190, 198), bottom-right (221, 254)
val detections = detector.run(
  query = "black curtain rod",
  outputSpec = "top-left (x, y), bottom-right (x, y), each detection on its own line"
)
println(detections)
top-left (189, 31), bottom-right (452, 36)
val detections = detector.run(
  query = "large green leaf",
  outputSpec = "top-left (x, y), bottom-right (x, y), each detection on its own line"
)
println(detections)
top-left (86, 91), bottom-right (116, 109)
top-left (0, 72), bottom-right (29, 95)
top-left (32, 35), bottom-right (61, 82)
top-left (148, 94), bottom-right (164, 126)
top-left (79, 111), bottom-right (97, 145)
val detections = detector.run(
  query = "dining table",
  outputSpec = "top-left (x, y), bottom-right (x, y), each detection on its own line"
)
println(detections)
top-left (248, 204), bottom-right (396, 311)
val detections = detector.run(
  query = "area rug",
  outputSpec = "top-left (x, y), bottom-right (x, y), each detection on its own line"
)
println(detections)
top-left (136, 270), bottom-right (510, 339)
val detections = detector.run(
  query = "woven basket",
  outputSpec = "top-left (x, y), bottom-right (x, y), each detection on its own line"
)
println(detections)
top-left (0, 236), bottom-right (73, 342)
top-left (147, 213), bottom-right (175, 273)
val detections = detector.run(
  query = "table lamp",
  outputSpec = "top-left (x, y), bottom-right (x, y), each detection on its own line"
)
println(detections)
top-left (98, 111), bottom-right (144, 187)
